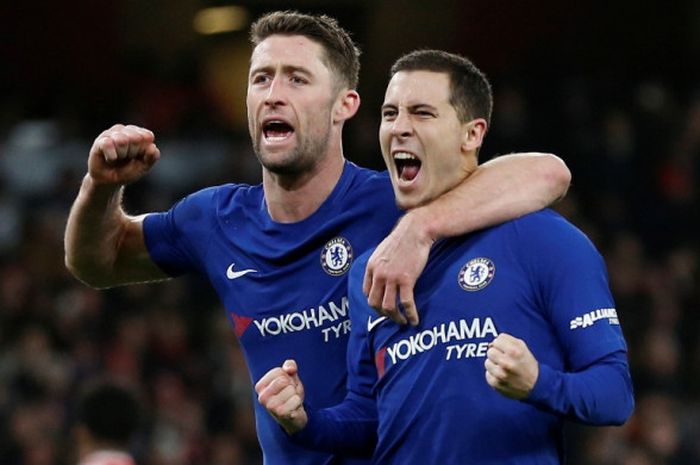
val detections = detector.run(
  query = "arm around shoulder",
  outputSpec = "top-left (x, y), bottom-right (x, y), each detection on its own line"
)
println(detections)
top-left (490, 152), bottom-right (571, 204)
top-left (362, 152), bottom-right (570, 323)
top-left (411, 151), bottom-right (571, 241)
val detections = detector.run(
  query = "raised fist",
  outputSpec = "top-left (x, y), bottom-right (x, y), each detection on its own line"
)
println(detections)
top-left (88, 124), bottom-right (161, 186)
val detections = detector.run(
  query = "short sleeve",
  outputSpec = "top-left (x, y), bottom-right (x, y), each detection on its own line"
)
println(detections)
top-left (142, 187), bottom-right (219, 276)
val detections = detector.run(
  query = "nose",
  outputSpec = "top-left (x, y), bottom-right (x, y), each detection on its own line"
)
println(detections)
top-left (264, 76), bottom-right (286, 107)
top-left (391, 110), bottom-right (413, 138)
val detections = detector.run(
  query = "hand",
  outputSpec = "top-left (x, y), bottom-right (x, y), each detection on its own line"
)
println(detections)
top-left (363, 211), bottom-right (434, 326)
top-left (88, 124), bottom-right (161, 187)
top-left (254, 359), bottom-right (308, 434)
top-left (484, 333), bottom-right (539, 399)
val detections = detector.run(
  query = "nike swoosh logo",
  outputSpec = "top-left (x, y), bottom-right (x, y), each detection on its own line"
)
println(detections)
top-left (367, 316), bottom-right (388, 332)
top-left (226, 263), bottom-right (258, 280)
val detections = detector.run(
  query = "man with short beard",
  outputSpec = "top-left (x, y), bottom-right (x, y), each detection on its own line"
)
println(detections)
top-left (256, 49), bottom-right (633, 465)
top-left (65, 11), bottom-right (571, 465)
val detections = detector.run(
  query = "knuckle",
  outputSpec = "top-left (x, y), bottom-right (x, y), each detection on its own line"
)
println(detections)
top-left (501, 360), bottom-right (515, 373)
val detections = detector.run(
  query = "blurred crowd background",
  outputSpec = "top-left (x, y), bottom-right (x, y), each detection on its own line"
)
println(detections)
top-left (1, 0), bottom-right (699, 464)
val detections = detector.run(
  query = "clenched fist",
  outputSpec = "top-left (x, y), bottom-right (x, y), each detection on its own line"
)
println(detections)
top-left (484, 333), bottom-right (539, 400)
top-left (88, 124), bottom-right (160, 186)
top-left (255, 359), bottom-right (308, 434)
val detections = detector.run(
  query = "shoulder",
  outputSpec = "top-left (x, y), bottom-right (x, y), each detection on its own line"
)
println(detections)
top-left (500, 209), bottom-right (596, 249)
top-left (516, 209), bottom-right (594, 247)
top-left (78, 451), bottom-right (135, 465)
top-left (185, 182), bottom-right (260, 205)
top-left (174, 182), bottom-right (263, 217)
top-left (144, 183), bottom-right (263, 236)
top-left (340, 163), bottom-right (399, 223)
top-left (501, 209), bottom-right (605, 273)
top-left (345, 162), bottom-right (392, 194)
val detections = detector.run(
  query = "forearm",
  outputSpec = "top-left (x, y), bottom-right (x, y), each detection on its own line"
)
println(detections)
top-left (290, 391), bottom-right (377, 457)
top-left (64, 175), bottom-right (140, 288)
top-left (524, 351), bottom-right (634, 426)
top-left (411, 152), bottom-right (570, 241)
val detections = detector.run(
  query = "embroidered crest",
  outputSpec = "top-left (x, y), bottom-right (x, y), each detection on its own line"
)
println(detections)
top-left (458, 257), bottom-right (495, 291)
top-left (321, 237), bottom-right (353, 276)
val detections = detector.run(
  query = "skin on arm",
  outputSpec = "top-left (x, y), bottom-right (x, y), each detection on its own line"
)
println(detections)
top-left (64, 124), bottom-right (169, 289)
top-left (255, 360), bottom-right (308, 434)
top-left (364, 152), bottom-right (571, 325)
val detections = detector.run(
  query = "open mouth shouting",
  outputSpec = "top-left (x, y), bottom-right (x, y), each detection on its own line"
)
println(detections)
top-left (262, 118), bottom-right (295, 145)
top-left (394, 151), bottom-right (422, 183)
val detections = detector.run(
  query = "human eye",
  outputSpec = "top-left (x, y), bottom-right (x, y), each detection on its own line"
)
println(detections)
top-left (381, 108), bottom-right (397, 120)
top-left (251, 73), bottom-right (270, 85)
top-left (290, 74), bottom-right (309, 85)
top-left (415, 108), bottom-right (436, 118)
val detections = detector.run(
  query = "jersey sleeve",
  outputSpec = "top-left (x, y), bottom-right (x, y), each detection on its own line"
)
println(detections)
top-left (527, 350), bottom-right (634, 425)
top-left (514, 210), bottom-right (634, 425)
top-left (516, 211), bottom-right (627, 368)
top-left (290, 253), bottom-right (378, 456)
top-left (142, 187), bottom-right (219, 276)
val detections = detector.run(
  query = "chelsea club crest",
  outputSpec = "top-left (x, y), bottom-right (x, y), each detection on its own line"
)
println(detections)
top-left (321, 237), bottom-right (353, 276)
top-left (458, 257), bottom-right (495, 291)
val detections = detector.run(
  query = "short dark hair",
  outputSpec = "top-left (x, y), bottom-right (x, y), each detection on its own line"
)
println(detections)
top-left (250, 10), bottom-right (361, 90)
top-left (77, 381), bottom-right (141, 445)
top-left (390, 49), bottom-right (492, 125)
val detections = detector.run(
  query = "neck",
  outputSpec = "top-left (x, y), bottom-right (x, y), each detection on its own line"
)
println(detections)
top-left (262, 147), bottom-right (345, 223)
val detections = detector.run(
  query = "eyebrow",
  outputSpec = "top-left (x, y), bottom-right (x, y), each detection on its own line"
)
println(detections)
top-left (249, 64), bottom-right (314, 78)
top-left (381, 103), bottom-right (439, 112)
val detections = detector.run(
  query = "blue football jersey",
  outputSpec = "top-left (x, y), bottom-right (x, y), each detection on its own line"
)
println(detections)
top-left (143, 161), bottom-right (401, 465)
top-left (345, 209), bottom-right (630, 465)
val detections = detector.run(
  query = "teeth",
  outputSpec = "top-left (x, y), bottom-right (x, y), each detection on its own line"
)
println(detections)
top-left (393, 152), bottom-right (416, 160)
top-left (266, 136), bottom-right (287, 141)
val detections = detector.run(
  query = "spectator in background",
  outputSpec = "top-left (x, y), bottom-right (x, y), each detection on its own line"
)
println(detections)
top-left (74, 380), bottom-right (141, 465)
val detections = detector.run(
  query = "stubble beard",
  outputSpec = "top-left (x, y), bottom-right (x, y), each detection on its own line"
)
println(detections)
top-left (253, 122), bottom-right (332, 177)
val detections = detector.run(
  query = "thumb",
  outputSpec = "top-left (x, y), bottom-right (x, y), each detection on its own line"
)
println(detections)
top-left (283, 359), bottom-right (305, 398)
top-left (282, 359), bottom-right (298, 376)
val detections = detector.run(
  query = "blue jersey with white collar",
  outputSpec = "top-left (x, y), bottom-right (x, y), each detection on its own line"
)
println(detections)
top-left (142, 161), bottom-right (400, 465)
top-left (298, 209), bottom-right (633, 464)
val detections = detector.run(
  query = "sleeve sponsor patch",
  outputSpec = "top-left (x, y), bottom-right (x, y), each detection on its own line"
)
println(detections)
top-left (569, 308), bottom-right (619, 330)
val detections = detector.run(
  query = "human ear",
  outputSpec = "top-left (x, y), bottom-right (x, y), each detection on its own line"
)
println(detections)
top-left (333, 90), bottom-right (361, 124)
top-left (461, 118), bottom-right (487, 152)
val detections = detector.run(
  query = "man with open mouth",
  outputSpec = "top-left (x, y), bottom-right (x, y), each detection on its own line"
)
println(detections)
top-left (256, 50), bottom-right (633, 465)
top-left (65, 11), bottom-right (572, 465)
